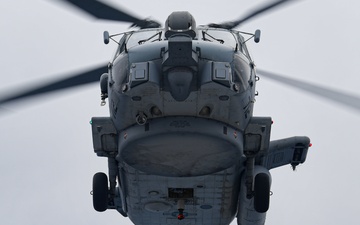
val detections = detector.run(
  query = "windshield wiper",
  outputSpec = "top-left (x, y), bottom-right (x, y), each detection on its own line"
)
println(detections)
top-left (202, 31), bottom-right (224, 44)
top-left (138, 31), bottom-right (162, 45)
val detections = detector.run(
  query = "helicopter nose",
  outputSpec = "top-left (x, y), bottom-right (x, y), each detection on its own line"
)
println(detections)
top-left (162, 33), bottom-right (198, 102)
top-left (167, 67), bottom-right (193, 101)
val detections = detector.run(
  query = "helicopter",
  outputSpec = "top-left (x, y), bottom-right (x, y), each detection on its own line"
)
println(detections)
top-left (1, 0), bottom-right (360, 225)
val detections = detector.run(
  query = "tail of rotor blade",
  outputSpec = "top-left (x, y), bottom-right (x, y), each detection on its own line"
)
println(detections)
top-left (62, 0), bottom-right (140, 22)
top-left (0, 64), bottom-right (108, 105)
top-left (257, 69), bottom-right (360, 112)
top-left (232, 0), bottom-right (298, 28)
top-left (59, 0), bottom-right (161, 28)
top-left (209, 0), bottom-right (298, 29)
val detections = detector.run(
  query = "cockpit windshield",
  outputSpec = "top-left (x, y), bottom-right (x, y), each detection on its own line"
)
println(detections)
top-left (125, 28), bottom-right (238, 50)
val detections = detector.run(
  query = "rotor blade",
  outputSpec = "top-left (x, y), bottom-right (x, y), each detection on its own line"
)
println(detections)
top-left (61, 0), bottom-right (161, 28)
top-left (209, 0), bottom-right (297, 29)
top-left (257, 69), bottom-right (360, 112)
top-left (0, 64), bottom-right (108, 105)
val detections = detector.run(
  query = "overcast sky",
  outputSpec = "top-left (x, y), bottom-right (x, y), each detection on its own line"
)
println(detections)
top-left (1, 0), bottom-right (360, 225)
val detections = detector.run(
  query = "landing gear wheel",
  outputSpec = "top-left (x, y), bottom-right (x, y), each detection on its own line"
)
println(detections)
top-left (92, 172), bottom-right (109, 212)
top-left (254, 173), bottom-right (270, 213)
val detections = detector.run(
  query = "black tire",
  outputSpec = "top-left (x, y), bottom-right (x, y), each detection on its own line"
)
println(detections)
top-left (93, 172), bottom-right (108, 212)
top-left (254, 173), bottom-right (270, 213)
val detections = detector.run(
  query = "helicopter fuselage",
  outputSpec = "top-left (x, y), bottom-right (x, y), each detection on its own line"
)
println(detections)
top-left (104, 27), bottom-right (255, 225)
top-left (90, 26), bottom-right (309, 225)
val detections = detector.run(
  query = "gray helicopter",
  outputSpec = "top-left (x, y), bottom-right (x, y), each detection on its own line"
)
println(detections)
top-left (2, 1), bottom-right (360, 225)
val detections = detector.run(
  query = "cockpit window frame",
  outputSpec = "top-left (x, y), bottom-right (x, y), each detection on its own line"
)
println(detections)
top-left (233, 31), bottom-right (252, 60)
top-left (112, 33), bottom-right (128, 60)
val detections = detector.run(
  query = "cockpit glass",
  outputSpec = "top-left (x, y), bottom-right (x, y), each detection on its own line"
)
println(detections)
top-left (124, 28), bottom-right (239, 51)
top-left (126, 30), bottom-right (163, 49)
top-left (200, 29), bottom-right (238, 49)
